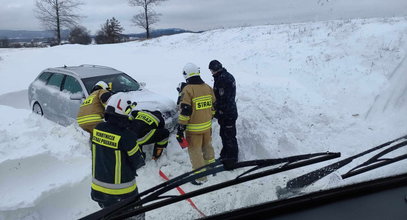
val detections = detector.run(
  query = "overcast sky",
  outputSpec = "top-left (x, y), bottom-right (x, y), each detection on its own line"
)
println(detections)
top-left (1, 0), bottom-right (406, 34)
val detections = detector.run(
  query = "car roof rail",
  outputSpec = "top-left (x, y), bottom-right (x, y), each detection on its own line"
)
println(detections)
top-left (79, 64), bottom-right (115, 70)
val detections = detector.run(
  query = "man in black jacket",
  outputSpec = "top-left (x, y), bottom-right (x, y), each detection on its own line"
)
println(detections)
top-left (209, 60), bottom-right (239, 169)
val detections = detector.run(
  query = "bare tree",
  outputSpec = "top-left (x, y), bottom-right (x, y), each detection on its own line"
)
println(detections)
top-left (34, 0), bottom-right (83, 45)
top-left (128, 0), bottom-right (167, 39)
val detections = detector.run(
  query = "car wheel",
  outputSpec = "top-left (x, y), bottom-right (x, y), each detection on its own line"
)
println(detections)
top-left (33, 102), bottom-right (43, 116)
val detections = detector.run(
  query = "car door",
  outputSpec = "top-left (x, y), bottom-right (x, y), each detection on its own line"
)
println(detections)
top-left (29, 71), bottom-right (52, 115)
top-left (44, 72), bottom-right (65, 124)
top-left (60, 75), bottom-right (84, 125)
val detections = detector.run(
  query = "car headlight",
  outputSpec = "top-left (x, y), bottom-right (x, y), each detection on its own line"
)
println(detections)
top-left (162, 110), bottom-right (178, 132)
top-left (162, 110), bottom-right (176, 120)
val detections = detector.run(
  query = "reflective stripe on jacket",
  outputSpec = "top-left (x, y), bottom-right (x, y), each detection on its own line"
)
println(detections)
top-left (91, 122), bottom-right (145, 196)
top-left (129, 110), bottom-right (165, 145)
top-left (77, 114), bottom-right (103, 125)
top-left (178, 80), bottom-right (216, 134)
top-left (77, 89), bottom-right (109, 127)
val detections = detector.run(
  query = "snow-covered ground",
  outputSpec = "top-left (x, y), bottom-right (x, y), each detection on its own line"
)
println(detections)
top-left (1, 16), bottom-right (407, 219)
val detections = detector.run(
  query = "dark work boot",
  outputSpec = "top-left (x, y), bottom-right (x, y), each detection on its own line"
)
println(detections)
top-left (222, 158), bottom-right (237, 170)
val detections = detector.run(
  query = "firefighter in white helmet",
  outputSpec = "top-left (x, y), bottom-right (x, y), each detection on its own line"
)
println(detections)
top-left (77, 81), bottom-right (112, 134)
top-left (177, 63), bottom-right (216, 185)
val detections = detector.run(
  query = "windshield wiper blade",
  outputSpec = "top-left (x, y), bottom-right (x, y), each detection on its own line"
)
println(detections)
top-left (278, 134), bottom-right (407, 198)
top-left (342, 141), bottom-right (407, 179)
top-left (80, 152), bottom-right (339, 220)
top-left (79, 160), bottom-right (223, 220)
top-left (116, 152), bottom-right (340, 220)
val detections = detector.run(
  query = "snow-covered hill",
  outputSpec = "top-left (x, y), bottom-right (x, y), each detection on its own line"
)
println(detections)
top-left (1, 17), bottom-right (407, 220)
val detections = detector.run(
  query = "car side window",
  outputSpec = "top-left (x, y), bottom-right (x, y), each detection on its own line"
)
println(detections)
top-left (63, 76), bottom-right (83, 94)
top-left (38, 72), bottom-right (52, 82)
top-left (47, 73), bottom-right (64, 90)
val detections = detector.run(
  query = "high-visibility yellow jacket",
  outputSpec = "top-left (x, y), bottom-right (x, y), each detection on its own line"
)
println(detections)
top-left (77, 89), bottom-right (111, 133)
top-left (178, 77), bottom-right (216, 134)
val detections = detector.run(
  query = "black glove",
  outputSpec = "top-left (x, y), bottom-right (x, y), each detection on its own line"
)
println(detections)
top-left (176, 124), bottom-right (189, 148)
top-left (213, 111), bottom-right (218, 119)
top-left (128, 110), bottom-right (139, 121)
top-left (176, 124), bottom-right (186, 142)
top-left (176, 82), bottom-right (187, 93)
top-left (214, 110), bottom-right (224, 119)
top-left (152, 145), bottom-right (164, 160)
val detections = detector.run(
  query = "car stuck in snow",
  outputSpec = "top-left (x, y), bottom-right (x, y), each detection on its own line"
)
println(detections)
top-left (28, 64), bottom-right (177, 129)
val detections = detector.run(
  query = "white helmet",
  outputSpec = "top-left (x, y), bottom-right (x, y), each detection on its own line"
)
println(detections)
top-left (105, 92), bottom-right (137, 116)
top-left (182, 63), bottom-right (200, 80)
top-left (93, 81), bottom-right (109, 91)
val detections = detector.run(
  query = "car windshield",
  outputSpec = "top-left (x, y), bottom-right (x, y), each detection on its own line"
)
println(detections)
top-left (81, 73), bottom-right (140, 94)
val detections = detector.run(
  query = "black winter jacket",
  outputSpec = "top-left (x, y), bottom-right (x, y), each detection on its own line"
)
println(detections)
top-left (212, 68), bottom-right (238, 121)
top-left (129, 110), bottom-right (165, 137)
top-left (91, 116), bottom-right (145, 196)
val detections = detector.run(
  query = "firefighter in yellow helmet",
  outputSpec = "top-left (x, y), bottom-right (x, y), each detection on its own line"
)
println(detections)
top-left (177, 63), bottom-right (216, 185)
top-left (77, 81), bottom-right (112, 134)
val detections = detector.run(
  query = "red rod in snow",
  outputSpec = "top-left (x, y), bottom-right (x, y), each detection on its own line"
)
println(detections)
top-left (159, 169), bottom-right (206, 217)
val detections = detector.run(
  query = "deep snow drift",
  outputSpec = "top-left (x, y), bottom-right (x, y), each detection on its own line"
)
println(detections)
top-left (1, 17), bottom-right (407, 220)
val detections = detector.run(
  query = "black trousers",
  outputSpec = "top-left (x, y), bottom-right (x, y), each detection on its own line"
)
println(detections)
top-left (218, 118), bottom-right (239, 162)
top-left (91, 188), bottom-right (139, 208)
top-left (91, 189), bottom-right (145, 219)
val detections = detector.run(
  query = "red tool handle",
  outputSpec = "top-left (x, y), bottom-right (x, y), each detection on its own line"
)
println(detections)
top-left (159, 170), bottom-right (205, 217)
